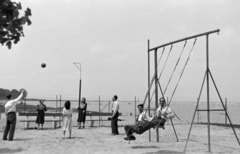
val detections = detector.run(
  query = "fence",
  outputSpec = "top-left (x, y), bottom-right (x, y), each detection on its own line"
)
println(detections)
top-left (0, 97), bottom-right (239, 126)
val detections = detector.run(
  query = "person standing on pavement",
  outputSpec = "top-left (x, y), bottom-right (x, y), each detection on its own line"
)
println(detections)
top-left (3, 89), bottom-right (27, 141)
top-left (111, 95), bottom-right (120, 135)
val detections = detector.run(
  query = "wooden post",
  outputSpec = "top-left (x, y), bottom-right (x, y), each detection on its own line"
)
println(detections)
top-left (52, 116), bottom-right (55, 129)
top-left (25, 116), bottom-right (28, 128)
top-left (167, 97), bottom-right (169, 125)
top-left (134, 96), bottom-right (136, 125)
top-left (225, 98), bottom-right (227, 124)
top-left (197, 97), bottom-right (199, 124)
top-left (60, 95), bottom-right (62, 112)
top-left (99, 96), bottom-right (100, 126)
top-left (56, 95), bottom-right (58, 112)
top-left (59, 95), bottom-right (62, 127)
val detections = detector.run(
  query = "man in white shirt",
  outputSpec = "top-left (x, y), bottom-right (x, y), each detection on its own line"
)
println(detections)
top-left (155, 97), bottom-right (175, 128)
top-left (135, 104), bottom-right (151, 124)
top-left (124, 104), bottom-right (151, 140)
top-left (3, 89), bottom-right (27, 141)
top-left (124, 97), bottom-right (175, 141)
top-left (111, 95), bottom-right (120, 135)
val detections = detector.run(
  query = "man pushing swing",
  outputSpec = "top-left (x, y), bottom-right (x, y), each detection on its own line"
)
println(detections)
top-left (124, 97), bottom-right (175, 141)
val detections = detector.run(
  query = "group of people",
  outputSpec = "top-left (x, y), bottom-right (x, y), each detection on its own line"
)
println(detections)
top-left (2, 90), bottom-right (174, 142)
top-left (36, 97), bottom-right (88, 139)
top-left (123, 97), bottom-right (175, 141)
top-left (106, 95), bottom-right (175, 141)
top-left (35, 97), bottom-right (87, 131)
top-left (61, 97), bottom-right (87, 139)
top-left (1, 89), bottom-right (88, 141)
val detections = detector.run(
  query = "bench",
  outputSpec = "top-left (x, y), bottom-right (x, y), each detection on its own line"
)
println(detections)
top-left (19, 112), bottom-right (62, 129)
top-left (86, 112), bottom-right (124, 127)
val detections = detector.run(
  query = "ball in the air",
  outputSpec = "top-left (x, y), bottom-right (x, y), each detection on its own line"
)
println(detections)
top-left (41, 63), bottom-right (46, 68)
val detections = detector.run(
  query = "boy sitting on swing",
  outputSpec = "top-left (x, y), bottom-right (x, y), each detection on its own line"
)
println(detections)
top-left (124, 97), bottom-right (175, 141)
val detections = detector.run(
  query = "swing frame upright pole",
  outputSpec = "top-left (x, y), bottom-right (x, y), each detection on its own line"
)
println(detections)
top-left (206, 34), bottom-right (211, 152)
top-left (154, 48), bottom-right (159, 142)
top-left (147, 40), bottom-right (151, 142)
top-left (73, 62), bottom-right (82, 108)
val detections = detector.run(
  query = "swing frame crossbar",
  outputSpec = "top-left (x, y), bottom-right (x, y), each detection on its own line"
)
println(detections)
top-left (147, 29), bottom-right (239, 152)
top-left (148, 29), bottom-right (220, 52)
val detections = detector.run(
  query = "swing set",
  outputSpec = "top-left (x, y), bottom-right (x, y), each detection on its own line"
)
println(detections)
top-left (140, 29), bottom-right (240, 152)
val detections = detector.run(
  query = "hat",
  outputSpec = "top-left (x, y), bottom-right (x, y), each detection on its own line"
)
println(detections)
top-left (137, 104), bottom-right (144, 108)
top-left (159, 97), bottom-right (165, 102)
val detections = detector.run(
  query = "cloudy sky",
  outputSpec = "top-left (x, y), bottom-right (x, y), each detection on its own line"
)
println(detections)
top-left (1, 0), bottom-right (240, 102)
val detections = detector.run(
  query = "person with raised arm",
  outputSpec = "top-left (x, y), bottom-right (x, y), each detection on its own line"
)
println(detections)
top-left (3, 89), bottom-right (27, 141)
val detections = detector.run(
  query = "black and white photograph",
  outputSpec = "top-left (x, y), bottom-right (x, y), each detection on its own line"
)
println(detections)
top-left (1, 0), bottom-right (240, 154)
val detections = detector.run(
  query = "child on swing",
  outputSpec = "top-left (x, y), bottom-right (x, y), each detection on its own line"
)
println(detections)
top-left (62, 101), bottom-right (72, 139)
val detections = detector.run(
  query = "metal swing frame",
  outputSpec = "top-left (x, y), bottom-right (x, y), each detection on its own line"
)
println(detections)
top-left (146, 32), bottom-right (197, 142)
top-left (147, 29), bottom-right (240, 152)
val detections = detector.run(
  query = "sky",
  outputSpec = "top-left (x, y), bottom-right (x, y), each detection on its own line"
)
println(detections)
top-left (1, 0), bottom-right (240, 102)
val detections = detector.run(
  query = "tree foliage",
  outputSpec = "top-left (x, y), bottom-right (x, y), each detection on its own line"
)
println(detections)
top-left (0, 0), bottom-right (32, 49)
top-left (0, 88), bottom-right (22, 100)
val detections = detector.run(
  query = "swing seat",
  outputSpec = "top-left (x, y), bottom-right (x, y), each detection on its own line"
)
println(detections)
top-left (152, 118), bottom-right (166, 130)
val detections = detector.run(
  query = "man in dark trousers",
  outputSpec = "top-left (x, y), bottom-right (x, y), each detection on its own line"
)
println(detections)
top-left (124, 97), bottom-right (175, 140)
top-left (124, 103), bottom-right (152, 140)
top-left (3, 89), bottom-right (27, 141)
top-left (111, 95), bottom-right (120, 135)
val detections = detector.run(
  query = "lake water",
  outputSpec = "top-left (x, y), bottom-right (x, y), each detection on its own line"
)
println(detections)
top-left (13, 99), bottom-right (240, 125)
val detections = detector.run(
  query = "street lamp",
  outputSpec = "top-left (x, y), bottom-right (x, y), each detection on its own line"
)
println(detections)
top-left (73, 62), bottom-right (81, 108)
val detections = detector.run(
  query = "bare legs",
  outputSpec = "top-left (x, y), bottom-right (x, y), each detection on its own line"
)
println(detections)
top-left (62, 130), bottom-right (71, 139)
top-left (69, 130), bottom-right (71, 138)
top-left (63, 130), bottom-right (66, 138)
top-left (38, 124), bottom-right (44, 130)
top-left (78, 122), bottom-right (85, 129)
top-left (78, 122), bottom-right (81, 129)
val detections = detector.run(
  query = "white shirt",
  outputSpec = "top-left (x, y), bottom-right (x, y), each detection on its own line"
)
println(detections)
top-left (63, 107), bottom-right (72, 115)
top-left (156, 105), bottom-right (175, 119)
top-left (138, 110), bottom-right (151, 121)
top-left (62, 107), bottom-right (72, 131)
top-left (112, 101), bottom-right (119, 112)
top-left (5, 93), bottom-right (23, 114)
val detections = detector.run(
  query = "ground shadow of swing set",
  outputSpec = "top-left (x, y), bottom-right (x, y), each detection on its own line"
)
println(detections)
top-left (145, 29), bottom-right (240, 153)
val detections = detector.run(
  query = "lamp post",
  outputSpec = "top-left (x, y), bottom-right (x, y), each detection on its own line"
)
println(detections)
top-left (73, 62), bottom-right (81, 108)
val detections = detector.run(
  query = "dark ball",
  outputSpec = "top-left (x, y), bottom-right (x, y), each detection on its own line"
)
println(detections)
top-left (41, 63), bottom-right (46, 68)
